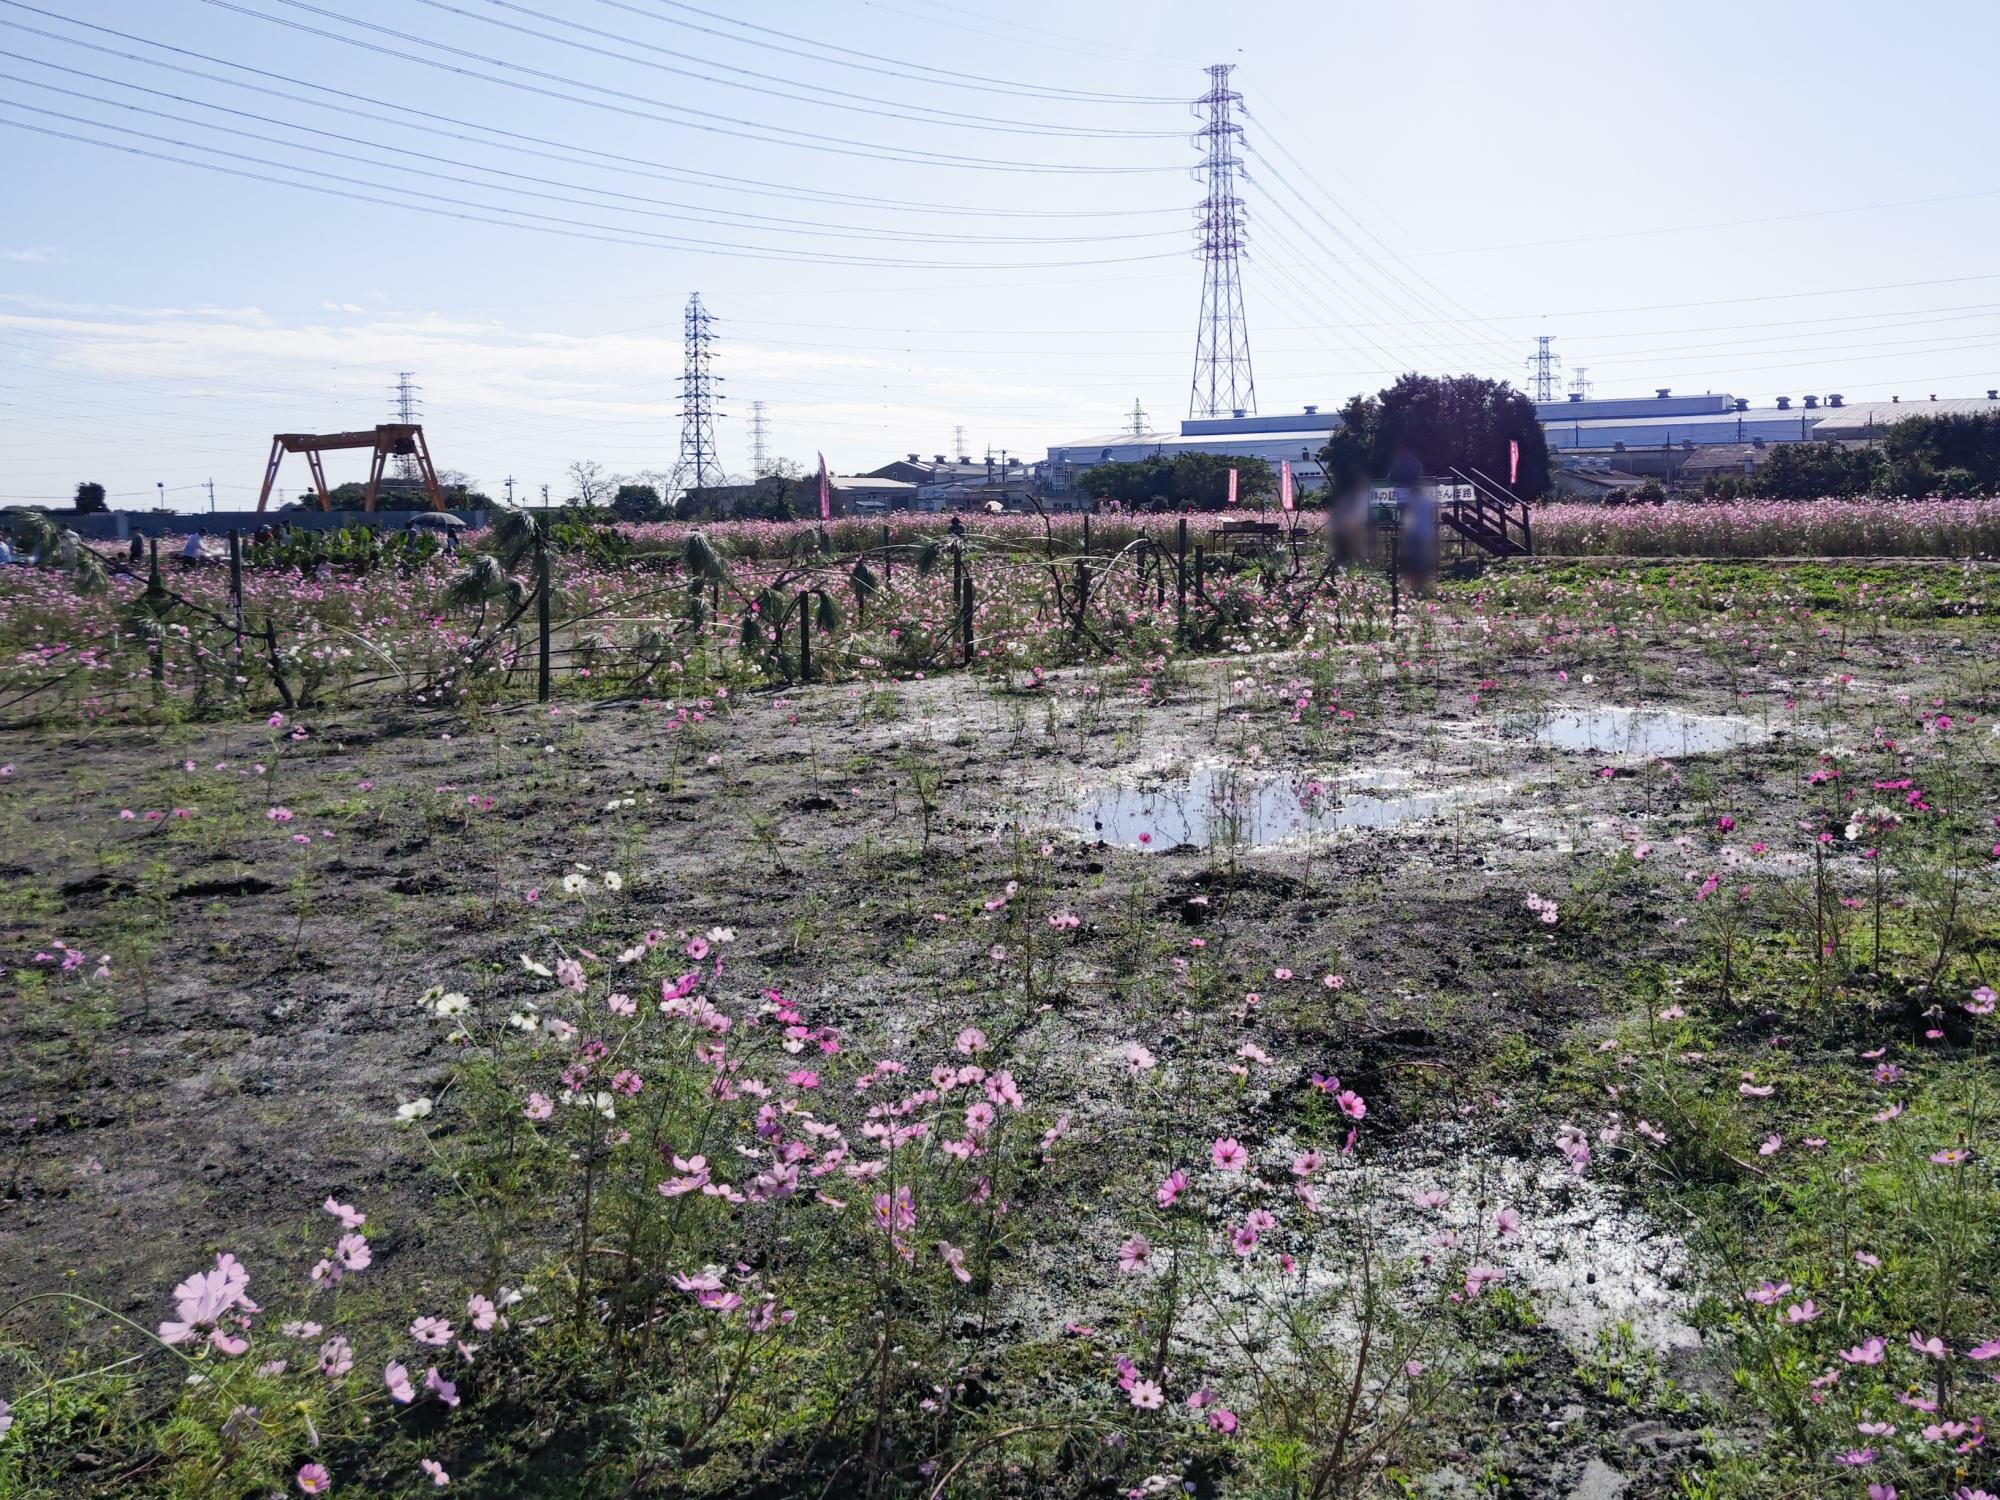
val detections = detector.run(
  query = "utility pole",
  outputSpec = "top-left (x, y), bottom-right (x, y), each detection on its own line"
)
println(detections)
top-left (504, 474), bottom-right (515, 504)
top-left (1525, 336), bottom-right (1561, 404)
top-left (668, 292), bottom-right (726, 506)
top-left (748, 399), bottom-right (770, 477)
top-left (1126, 398), bottom-right (1150, 438)
top-left (541, 483), bottom-right (550, 510)
top-left (1189, 63), bottom-right (1256, 419)
top-left (391, 370), bottom-right (422, 485)
top-left (205, 478), bottom-right (216, 512)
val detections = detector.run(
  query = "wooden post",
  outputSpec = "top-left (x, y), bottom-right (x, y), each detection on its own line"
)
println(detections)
top-left (228, 529), bottom-right (244, 635)
top-left (798, 591), bottom-right (811, 681)
top-left (960, 573), bottom-right (975, 663)
top-left (1175, 516), bottom-right (1187, 639)
top-left (882, 522), bottom-right (892, 586)
top-left (1194, 543), bottom-right (1206, 609)
top-left (535, 534), bottom-right (552, 703)
top-left (951, 542), bottom-right (964, 663)
top-left (1081, 512), bottom-right (1091, 558)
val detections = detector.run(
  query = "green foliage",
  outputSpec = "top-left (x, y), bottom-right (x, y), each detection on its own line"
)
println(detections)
top-left (1078, 452), bottom-right (1276, 510)
top-left (1319, 373), bottom-right (1551, 499)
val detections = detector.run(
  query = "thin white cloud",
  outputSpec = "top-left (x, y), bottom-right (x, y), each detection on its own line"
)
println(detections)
top-left (3, 247), bottom-right (60, 263)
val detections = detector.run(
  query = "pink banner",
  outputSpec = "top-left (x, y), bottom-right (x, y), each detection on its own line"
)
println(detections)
top-left (1280, 459), bottom-right (1294, 512)
top-left (1226, 467), bottom-right (1238, 506)
top-left (1509, 439), bottom-right (1520, 487)
top-left (817, 451), bottom-right (831, 521)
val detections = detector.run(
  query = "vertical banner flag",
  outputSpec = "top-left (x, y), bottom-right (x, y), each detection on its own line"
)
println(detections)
top-left (1226, 467), bottom-right (1238, 506)
top-left (1280, 459), bottom-right (1294, 511)
top-left (817, 451), bottom-right (831, 521)
top-left (1509, 439), bottom-right (1520, 487)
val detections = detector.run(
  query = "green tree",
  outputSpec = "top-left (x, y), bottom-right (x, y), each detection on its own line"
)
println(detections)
top-left (610, 483), bottom-right (665, 522)
top-left (73, 481), bottom-right (109, 514)
top-left (1076, 452), bottom-right (1274, 510)
top-left (1317, 374), bottom-right (1551, 500)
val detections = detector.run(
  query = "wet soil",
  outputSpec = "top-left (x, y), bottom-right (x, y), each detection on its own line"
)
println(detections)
top-left (0, 615), bottom-right (1979, 1495)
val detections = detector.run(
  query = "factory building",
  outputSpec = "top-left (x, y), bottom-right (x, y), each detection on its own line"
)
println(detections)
top-left (1042, 408), bottom-right (1338, 496)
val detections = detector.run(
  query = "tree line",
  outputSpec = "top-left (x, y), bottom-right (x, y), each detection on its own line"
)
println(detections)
top-left (1075, 375), bottom-right (1553, 510)
top-left (1709, 412), bottom-right (2000, 500)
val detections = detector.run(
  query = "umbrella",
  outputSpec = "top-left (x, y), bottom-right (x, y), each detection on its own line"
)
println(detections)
top-left (409, 513), bottom-right (467, 530)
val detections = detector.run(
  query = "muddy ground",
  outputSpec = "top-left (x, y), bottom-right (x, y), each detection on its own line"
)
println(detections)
top-left (0, 612), bottom-right (1978, 1496)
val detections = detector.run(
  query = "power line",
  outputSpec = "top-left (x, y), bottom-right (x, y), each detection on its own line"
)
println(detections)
top-left (0, 105), bottom-right (1185, 271)
top-left (193, 0), bottom-right (1186, 174)
top-left (614, 0), bottom-right (1184, 103)
top-left (0, 6), bottom-right (1183, 219)
top-left (420, 0), bottom-right (1183, 136)
top-left (0, 58), bottom-right (1183, 247)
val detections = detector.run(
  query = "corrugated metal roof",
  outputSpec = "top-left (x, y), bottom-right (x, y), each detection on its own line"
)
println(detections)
top-left (1809, 397), bottom-right (2000, 434)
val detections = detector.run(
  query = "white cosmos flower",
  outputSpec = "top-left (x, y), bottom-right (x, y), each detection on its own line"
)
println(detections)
top-left (434, 993), bottom-right (470, 1018)
top-left (561, 874), bottom-right (588, 895)
top-left (520, 955), bottom-right (552, 978)
top-left (602, 872), bottom-right (623, 892)
top-left (395, 1098), bottom-right (434, 1124)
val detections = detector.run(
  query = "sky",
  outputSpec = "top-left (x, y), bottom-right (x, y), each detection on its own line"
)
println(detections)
top-left (5, 0), bottom-right (2000, 512)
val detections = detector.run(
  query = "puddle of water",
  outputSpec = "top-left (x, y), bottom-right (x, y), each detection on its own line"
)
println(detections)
top-left (1528, 706), bottom-right (1769, 758)
top-left (1067, 763), bottom-right (1455, 850)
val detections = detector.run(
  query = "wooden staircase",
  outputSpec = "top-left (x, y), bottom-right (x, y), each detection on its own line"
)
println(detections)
top-left (1439, 466), bottom-right (1533, 558)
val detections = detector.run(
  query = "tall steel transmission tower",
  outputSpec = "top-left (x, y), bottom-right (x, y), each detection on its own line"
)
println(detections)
top-left (748, 400), bottom-right (770, 477)
top-left (391, 370), bottom-right (421, 483)
top-left (1126, 397), bottom-right (1150, 437)
top-left (1188, 63), bottom-right (1255, 420)
top-left (952, 425), bottom-right (968, 462)
top-left (669, 293), bottom-right (725, 499)
top-left (1569, 365), bottom-right (1593, 400)
top-left (1525, 336), bottom-right (1561, 404)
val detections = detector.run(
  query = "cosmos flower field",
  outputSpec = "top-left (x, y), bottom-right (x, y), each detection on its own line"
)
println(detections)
top-left (0, 509), bottom-right (1996, 1499)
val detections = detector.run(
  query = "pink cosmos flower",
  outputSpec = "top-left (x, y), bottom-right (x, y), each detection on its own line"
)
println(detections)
top-left (410, 1316), bottom-right (453, 1347)
top-left (421, 1459), bottom-right (450, 1487)
top-left (1840, 1338), bottom-right (1886, 1365)
top-left (424, 1368), bottom-right (459, 1408)
top-left (1930, 1148), bottom-right (1971, 1165)
top-left (321, 1197), bottom-right (365, 1230)
top-left (1206, 1406), bottom-right (1238, 1433)
top-left (1128, 1378), bottom-right (1164, 1409)
top-left (1156, 1169), bottom-right (1187, 1208)
top-left (297, 1463), bottom-right (331, 1494)
top-left (1495, 1208), bottom-right (1521, 1237)
top-left (1909, 1332), bottom-right (1947, 1359)
top-left (1210, 1137), bottom-right (1249, 1171)
top-left (1118, 1236), bottom-right (1152, 1274)
top-left (1335, 1090), bottom-right (1366, 1120)
top-left (937, 1241), bottom-right (971, 1283)
top-left (524, 1092), bottom-right (554, 1120)
top-left (1967, 1339), bottom-right (2000, 1360)
top-left (385, 1361), bottom-right (416, 1402)
top-left (954, 1027), bottom-right (988, 1056)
